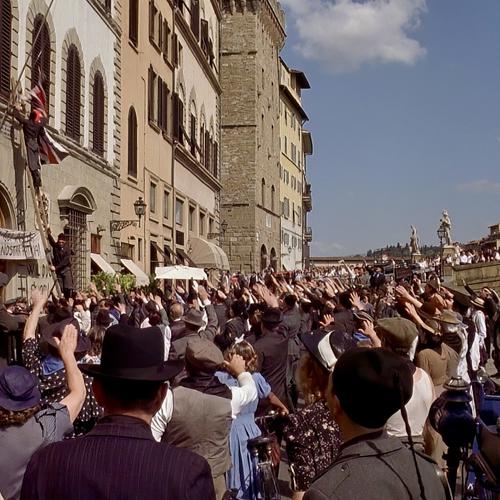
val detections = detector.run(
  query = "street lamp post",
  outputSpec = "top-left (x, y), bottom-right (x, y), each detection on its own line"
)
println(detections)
top-left (110, 196), bottom-right (147, 232)
top-left (437, 225), bottom-right (446, 278)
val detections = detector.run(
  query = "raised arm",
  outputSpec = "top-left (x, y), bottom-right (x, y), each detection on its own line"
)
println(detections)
top-left (23, 289), bottom-right (48, 341)
top-left (57, 324), bottom-right (86, 423)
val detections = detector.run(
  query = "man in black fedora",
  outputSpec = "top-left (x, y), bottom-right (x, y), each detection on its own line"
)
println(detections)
top-left (21, 324), bottom-right (215, 500)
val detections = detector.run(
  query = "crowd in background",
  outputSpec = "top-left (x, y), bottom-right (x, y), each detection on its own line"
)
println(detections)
top-left (0, 263), bottom-right (499, 499)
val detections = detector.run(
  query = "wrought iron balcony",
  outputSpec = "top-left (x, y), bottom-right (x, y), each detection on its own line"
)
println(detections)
top-left (303, 183), bottom-right (312, 212)
top-left (304, 226), bottom-right (313, 243)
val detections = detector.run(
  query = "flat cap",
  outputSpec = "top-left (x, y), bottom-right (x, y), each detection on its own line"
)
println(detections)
top-left (376, 317), bottom-right (418, 350)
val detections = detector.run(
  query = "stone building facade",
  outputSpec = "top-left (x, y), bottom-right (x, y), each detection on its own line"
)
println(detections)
top-left (0, 0), bottom-right (121, 298)
top-left (118, 0), bottom-right (228, 282)
top-left (220, 0), bottom-right (285, 272)
top-left (279, 58), bottom-right (310, 270)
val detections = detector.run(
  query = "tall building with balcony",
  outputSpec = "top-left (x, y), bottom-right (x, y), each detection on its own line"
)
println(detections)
top-left (279, 58), bottom-right (311, 270)
top-left (220, 0), bottom-right (285, 272)
top-left (0, 0), bottom-right (121, 297)
top-left (119, 0), bottom-right (227, 283)
top-left (302, 130), bottom-right (313, 268)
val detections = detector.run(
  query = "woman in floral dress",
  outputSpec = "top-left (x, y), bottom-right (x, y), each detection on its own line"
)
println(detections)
top-left (283, 329), bottom-right (343, 500)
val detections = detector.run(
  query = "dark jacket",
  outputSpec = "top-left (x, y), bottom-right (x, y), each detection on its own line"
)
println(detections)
top-left (247, 324), bottom-right (290, 412)
top-left (0, 304), bottom-right (18, 332)
top-left (304, 432), bottom-right (448, 500)
top-left (171, 305), bottom-right (218, 360)
top-left (20, 415), bottom-right (215, 500)
top-left (47, 233), bottom-right (73, 289)
top-left (170, 319), bottom-right (186, 341)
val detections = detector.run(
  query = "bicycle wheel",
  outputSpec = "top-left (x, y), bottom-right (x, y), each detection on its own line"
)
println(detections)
top-left (258, 463), bottom-right (281, 500)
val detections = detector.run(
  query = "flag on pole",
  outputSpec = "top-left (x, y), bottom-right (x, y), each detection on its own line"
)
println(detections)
top-left (29, 80), bottom-right (69, 165)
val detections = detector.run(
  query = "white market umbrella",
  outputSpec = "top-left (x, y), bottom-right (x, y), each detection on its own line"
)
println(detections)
top-left (155, 265), bottom-right (208, 281)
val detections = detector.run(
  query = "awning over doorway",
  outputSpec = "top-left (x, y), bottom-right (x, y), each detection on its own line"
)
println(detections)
top-left (190, 237), bottom-right (230, 270)
top-left (90, 253), bottom-right (115, 275)
top-left (120, 258), bottom-right (149, 286)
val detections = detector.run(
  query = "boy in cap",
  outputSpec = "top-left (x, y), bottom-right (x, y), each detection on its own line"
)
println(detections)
top-left (305, 348), bottom-right (449, 500)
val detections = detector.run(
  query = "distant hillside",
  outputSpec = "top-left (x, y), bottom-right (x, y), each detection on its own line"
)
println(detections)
top-left (366, 243), bottom-right (440, 259)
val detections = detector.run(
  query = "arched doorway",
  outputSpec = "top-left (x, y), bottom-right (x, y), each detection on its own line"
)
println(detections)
top-left (270, 247), bottom-right (277, 272)
top-left (0, 184), bottom-right (14, 229)
top-left (0, 184), bottom-right (15, 300)
top-left (260, 244), bottom-right (268, 271)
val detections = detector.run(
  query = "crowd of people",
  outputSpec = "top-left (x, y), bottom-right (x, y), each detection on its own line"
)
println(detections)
top-left (0, 263), bottom-right (499, 499)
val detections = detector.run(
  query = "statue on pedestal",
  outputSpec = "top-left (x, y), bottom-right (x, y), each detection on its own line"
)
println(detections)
top-left (410, 225), bottom-right (421, 255)
top-left (440, 210), bottom-right (452, 246)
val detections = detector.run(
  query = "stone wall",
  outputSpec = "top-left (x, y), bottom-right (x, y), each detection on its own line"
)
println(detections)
top-left (220, 0), bottom-right (285, 272)
top-left (452, 262), bottom-right (500, 293)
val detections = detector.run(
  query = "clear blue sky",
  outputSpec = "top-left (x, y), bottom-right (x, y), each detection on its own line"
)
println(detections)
top-left (280, 0), bottom-right (500, 256)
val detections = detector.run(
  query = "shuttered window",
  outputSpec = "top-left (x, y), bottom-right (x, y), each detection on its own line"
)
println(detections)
top-left (204, 131), bottom-right (210, 170)
top-left (128, 107), bottom-right (138, 177)
top-left (65, 45), bottom-right (81, 141)
top-left (190, 0), bottom-right (200, 40)
top-left (200, 124), bottom-right (204, 164)
top-left (92, 72), bottom-right (105, 156)
top-left (129, 0), bottom-right (138, 46)
top-left (190, 114), bottom-right (196, 156)
top-left (159, 81), bottom-right (169, 134)
top-left (172, 93), bottom-right (179, 141)
top-left (213, 140), bottom-right (218, 178)
top-left (0, 0), bottom-right (12, 97)
top-left (172, 33), bottom-right (179, 66)
top-left (178, 99), bottom-right (184, 144)
top-left (172, 93), bottom-right (184, 144)
top-left (31, 15), bottom-right (50, 110)
top-left (147, 66), bottom-right (156, 123)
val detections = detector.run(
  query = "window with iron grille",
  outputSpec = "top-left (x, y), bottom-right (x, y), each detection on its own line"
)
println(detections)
top-left (65, 45), bottom-right (81, 141)
top-left (92, 72), bottom-right (105, 156)
top-left (67, 208), bottom-right (87, 292)
top-left (31, 15), bottom-right (50, 111)
top-left (128, 107), bottom-right (138, 177)
top-left (129, 0), bottom-right (138, 46)
top-left (0, 0), bottom-right (12, 98)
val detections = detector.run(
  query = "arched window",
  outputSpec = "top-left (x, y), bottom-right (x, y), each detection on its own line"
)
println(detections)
top-left (31, 14), bottom-right (51, 109)
top-left (129, 0), bottom-right (138, 45)
top-left (92, 72), bottom-right (105, 156)
top-left (271, 185), bottom-right (275, 212)
top-left (127, 107), bottom-right (138, 177)
top-left (65, 44), bottom-right (82, 141)
top-left (0, 0), bottom-right (12, 97)
top-left (261, 178), bottom-right (266, 207)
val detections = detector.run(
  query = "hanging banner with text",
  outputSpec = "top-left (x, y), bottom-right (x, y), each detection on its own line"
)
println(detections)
top-left (0, 229), bottom-right (45, 260)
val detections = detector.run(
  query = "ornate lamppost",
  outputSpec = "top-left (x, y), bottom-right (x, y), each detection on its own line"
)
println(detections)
top-left (110, 197), bottom-right (147, 232)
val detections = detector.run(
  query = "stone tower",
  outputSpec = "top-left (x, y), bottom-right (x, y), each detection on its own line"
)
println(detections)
top-left (220, 0), bottom-right (286, 272)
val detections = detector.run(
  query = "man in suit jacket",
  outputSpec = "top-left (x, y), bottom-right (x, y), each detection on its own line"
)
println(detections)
top-left (169, 302), bottom-right (186, 342)
top-left (21, 325), bottom-right (215, 500)
top-left (304, 348), bottom-right (448, 500)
